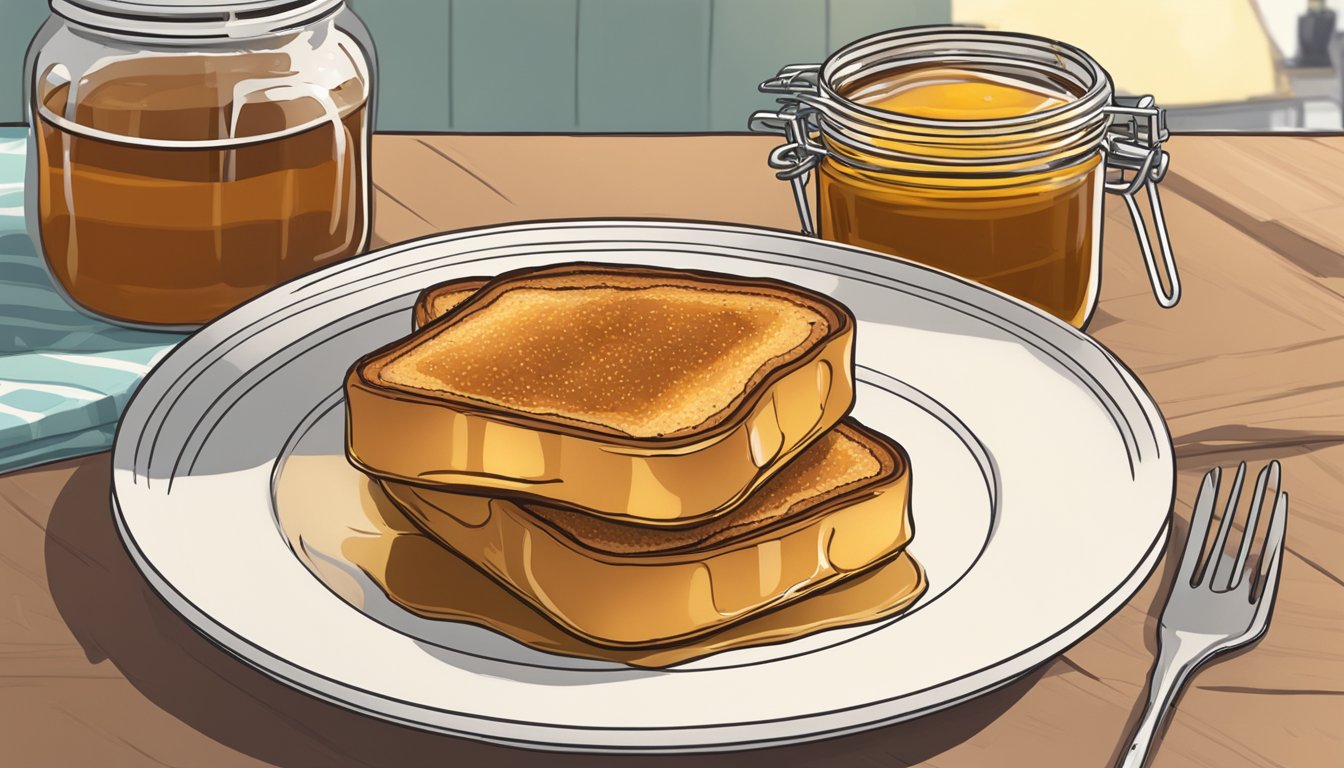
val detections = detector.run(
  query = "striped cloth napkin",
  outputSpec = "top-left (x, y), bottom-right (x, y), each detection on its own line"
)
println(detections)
top-left (0, 127), bottom-right (183, 473)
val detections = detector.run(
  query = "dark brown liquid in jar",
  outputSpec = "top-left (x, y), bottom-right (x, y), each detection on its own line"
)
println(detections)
top-left (36, 62), bottom-right (369, 326)
top-left (819, 65), bottom-right (1101, 328)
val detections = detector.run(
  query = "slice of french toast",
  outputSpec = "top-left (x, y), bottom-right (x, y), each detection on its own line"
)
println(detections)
top-left (379, 418), bottom-right (915, 648)
top-left (346, 263), bottom-right (855, 524)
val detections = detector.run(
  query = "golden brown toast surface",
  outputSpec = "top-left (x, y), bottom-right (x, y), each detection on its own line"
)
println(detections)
top-left (373, 264), bottom-right (843, 439)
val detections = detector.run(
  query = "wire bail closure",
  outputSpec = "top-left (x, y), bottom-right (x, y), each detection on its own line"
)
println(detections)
top-left (747, 107), bottom-right (824, 236)
top-left (748, 62), bottom-right (1181, 310)
top-left (1103, 97), bottom-right (1181, 308)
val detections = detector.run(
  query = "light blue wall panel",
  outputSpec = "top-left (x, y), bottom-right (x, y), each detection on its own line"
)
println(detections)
top-left (348, 0), bottom-right (451, 131)
top-left (709, 0), bottom-right (827, 131)
top-left (576, 0), bottom-right (712, 132)
top-left (0, 0), bottom-right (47, 123)
top-left (0, 0), bottom-right (953, 130)
top-left (450, 0), bottom-right (579, 132)
top-left (0, 1), bottom-right (452, 129)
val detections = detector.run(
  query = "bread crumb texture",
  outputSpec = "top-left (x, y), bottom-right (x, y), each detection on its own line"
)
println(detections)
top-left (383, 285), bottom-right (824, 437)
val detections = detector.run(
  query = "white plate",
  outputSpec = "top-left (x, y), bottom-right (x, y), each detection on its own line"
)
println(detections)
top-left (113, 220), bottom-right (1173, 753)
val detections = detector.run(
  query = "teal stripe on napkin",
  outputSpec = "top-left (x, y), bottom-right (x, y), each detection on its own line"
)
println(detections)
top-left (0, 126), bottom-right (183, 473)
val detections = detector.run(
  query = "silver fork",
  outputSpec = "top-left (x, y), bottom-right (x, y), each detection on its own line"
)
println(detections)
top-left (1117, 461), bottom-right (1289, 768)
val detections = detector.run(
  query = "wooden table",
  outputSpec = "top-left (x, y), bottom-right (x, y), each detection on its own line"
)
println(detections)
top-left (2, 134), bottom-right (1341, 767)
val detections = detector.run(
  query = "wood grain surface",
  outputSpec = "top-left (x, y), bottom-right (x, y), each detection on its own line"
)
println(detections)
top-left (1, 134), bottom-right (1341, 767)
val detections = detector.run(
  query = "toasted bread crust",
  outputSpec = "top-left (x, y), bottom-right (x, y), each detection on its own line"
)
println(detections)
top-left (347, 263), bottom-right (856, 523)
top-left (410, 277), bottom-right (490, 330)
top-left (378, 419), bottom-right (913, 647)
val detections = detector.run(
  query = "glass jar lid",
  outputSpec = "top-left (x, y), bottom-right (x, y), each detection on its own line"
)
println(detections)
top-left (51, 0), bottom-right (345, 39)
top-left (818, 27), bottom-right (1114, 136)
top-left (748, 25), bottom-right (1182, 309)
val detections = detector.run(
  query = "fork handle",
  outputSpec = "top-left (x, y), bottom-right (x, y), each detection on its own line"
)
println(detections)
top-left (1117, 632), bottom-right (1207, 768)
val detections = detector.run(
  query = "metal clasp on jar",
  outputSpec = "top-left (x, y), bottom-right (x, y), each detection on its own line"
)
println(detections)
top-left (749, 63), bottom-right (1182, 310)
top-left (748, 64), bottom-right (827, 235)
top-left (1103, 97), bottom-right (1180, 307)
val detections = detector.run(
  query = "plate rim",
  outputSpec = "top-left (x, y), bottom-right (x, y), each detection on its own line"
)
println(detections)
top-left (110, 218), bottom-right (1175, 752)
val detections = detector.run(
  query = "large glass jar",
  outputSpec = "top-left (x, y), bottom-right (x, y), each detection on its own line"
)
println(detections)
top-left (750, 27), bottom-right (1180, 329)
top-left (26, 0), bottom-right (375, 328)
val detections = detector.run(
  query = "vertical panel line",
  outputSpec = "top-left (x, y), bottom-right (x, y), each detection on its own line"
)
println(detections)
top-left (573, 0), bottom-right (582, 130)
top-left (706, 0), bottom-right (716, 130)
top-left (569, 0), bottom-right (580, 129)
top-left (446, 0), bottom-right (455, 128)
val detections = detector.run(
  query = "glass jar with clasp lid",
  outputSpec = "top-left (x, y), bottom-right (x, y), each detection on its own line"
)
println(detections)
top-left (25, 0), bottom-right (377, 328)
top-left (749, 26), bottom-right (1179, 329)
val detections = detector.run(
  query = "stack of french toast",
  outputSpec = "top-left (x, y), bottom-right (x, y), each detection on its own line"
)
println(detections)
top-left (344, 263), bottom-right (923, 652)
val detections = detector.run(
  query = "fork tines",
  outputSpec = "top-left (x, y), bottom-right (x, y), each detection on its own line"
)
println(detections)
top-left (1183, 460), bottom-right (1288, 602)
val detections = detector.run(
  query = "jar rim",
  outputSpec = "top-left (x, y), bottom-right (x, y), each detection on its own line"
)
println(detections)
top-left (818, 25), bottom-right (1114, 134)
top-left (50, 0), bottom-right (345, 41)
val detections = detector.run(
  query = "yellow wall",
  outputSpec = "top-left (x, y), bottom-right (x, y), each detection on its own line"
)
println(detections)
top-left (952, 0), bottom-right (1287, 106)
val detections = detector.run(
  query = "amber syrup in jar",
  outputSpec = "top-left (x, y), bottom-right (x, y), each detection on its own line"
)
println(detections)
top-left (819, 64), bottom-right (1101, 327)
top-left (750, 27), bottom-right (1186, 329)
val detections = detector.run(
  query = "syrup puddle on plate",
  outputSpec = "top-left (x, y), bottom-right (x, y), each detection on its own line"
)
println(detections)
top-left (275, 453), bottom-right (926, 668)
